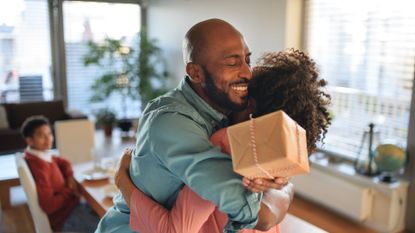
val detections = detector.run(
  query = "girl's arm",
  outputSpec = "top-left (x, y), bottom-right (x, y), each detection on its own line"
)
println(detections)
top-left (212, 128), bottom-right (294, 228)
top-left (129, 186), bottom-right (216, 233)
top-left (115, 149), bottom-right (216, 233)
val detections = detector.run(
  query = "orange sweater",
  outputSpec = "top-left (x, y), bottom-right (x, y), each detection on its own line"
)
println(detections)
top-left (24, 152), bottom-right (79, 231)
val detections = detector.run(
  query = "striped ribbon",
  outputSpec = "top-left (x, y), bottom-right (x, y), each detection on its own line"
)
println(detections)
top-left (249, 114), bottom-right (274, 179)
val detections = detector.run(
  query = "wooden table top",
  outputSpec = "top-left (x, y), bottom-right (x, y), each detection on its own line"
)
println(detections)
top-left (73, 162), bottom-right (117, 218)
top-left (0, 154), bottom-right (19, 182)
top-left (72, 130), bottom-right (135, 217)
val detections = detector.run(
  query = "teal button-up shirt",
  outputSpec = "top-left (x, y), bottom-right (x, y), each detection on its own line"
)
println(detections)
top-left (96, 77), bottom-right (261, 233)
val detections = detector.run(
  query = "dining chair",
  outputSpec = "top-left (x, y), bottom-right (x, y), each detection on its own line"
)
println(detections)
top-left (15, 153), bottom-right (53, 233)
top-left (54, 119), bottom-right (95, 165)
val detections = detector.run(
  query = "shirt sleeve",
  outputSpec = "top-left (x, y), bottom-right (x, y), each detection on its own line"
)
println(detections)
top-left (149, 113), bottom-right (262, 232)
top-left (210, 128), bottom-right (231, 154)
top-left (129, 186), bottom-right (216, 233)
top-left (54, 156), bottom-right (74, 178)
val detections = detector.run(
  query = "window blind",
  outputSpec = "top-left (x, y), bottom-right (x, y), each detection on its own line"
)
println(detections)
top-left (0, 0), bottom-right (53, 103)
top-left (63, 1), bottom-right (141, 118)
top-left (304, 0), bottom-right (415, 158)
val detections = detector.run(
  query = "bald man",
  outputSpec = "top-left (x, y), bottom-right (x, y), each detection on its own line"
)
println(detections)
top-left (96, 19), bottom-right (283, 233)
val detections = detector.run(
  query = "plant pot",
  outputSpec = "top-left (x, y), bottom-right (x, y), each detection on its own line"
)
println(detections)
top-left (103, 125), bottom-right (113, 137)
top-left (118, 118), bottom-right (133, 132)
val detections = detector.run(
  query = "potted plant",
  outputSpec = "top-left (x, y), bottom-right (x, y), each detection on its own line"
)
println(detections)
top-left (83, 29), bottom-right (169, 133)
top-left (94, 108), bottom-right (117, 137)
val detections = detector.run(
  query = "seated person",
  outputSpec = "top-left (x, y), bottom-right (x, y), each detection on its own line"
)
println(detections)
top-left (21, 116), bottom-right (99, 232)
top-left (116, 49), bottom-right (331, 233)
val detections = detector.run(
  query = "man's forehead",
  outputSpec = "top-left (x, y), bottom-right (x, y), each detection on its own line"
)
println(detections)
top-left (219, 42), bottom-right (251, 58)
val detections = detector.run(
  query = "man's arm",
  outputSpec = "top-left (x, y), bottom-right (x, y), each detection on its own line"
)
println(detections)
top-left (148, 113), bottom-right (261, 232)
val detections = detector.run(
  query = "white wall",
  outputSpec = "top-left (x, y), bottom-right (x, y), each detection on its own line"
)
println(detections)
top-left (147, 0), bottom-right (288, 84)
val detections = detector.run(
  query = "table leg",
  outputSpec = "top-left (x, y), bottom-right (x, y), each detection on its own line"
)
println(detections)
top-left (0, 185), bottom-right (11, 209)
top-left (0, 179), bottom-right (20, 209)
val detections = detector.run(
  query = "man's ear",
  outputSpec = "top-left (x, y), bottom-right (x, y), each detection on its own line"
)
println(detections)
top-left (186, 63), bottom-right (204, 84)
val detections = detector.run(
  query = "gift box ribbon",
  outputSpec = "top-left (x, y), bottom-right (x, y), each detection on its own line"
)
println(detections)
top-left (248, 114), bottom-right (302, 179)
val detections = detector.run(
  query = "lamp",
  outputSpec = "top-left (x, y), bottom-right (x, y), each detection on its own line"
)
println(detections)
top-left (354, 123), bottom-right (380, 176)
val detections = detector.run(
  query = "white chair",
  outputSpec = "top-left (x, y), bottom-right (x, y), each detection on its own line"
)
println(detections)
top-left (15, 153), bottom-right (53, 233)
top-left (55, 119), bottom-right (95, 165)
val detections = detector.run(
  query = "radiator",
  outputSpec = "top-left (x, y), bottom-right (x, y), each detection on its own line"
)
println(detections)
top-left (291, 167), bottom-right (373, 221)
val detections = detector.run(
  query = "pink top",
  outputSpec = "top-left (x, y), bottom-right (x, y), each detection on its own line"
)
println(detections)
top-left (129, 128), bottom-right (282, 233)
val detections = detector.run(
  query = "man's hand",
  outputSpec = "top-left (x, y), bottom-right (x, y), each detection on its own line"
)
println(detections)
top-left (115, 148), bottom-right (134, 207)
top-left (115, 148), bottom-right (133, 186)
top-left (242, 177), bottom-right (289, 193)
top-left (66, 176), bottom-right (80, 197)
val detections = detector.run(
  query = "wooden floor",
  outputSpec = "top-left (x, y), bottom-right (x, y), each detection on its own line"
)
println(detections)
top-left (289, 196), bottom-right (376, 233)
top-left (0, 187), bottom-right (35, 233)
top-left (0, 186), bottom-right (406, 233)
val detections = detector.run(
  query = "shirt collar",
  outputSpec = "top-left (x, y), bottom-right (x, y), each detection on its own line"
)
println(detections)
top-left (26, 147), bottom-right (53, 163)
top-left (178, 76), bottom-right (228, 128)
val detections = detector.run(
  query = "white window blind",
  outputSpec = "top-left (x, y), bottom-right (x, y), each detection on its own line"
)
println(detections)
top-left (304, 0), bottom-right (415, 158)
top-left (0, 0), bottom-right (53, 103)
top-left (63, 1), bottom-right (141, 118)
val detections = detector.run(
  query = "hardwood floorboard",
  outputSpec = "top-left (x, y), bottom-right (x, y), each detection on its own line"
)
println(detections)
top-left (288, 195), bottom-right (377, 233)
top-left (0, 204), bottom-right (34, 233)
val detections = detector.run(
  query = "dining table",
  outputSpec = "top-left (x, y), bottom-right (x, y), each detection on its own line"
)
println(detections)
top-left (73, 129), bottom-right (136, 217)
top-left (73, 161), bottom-right (116, 218)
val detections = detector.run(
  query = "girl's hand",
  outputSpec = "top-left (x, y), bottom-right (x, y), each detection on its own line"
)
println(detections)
top-left (242, 177), bottom-right (289, 193)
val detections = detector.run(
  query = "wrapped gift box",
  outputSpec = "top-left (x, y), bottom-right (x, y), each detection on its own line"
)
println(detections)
top-left (227, 110), bottom-right (309, 178)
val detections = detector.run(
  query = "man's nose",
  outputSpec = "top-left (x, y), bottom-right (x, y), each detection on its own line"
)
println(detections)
top-left (239, 62), bottom-right (252, 80)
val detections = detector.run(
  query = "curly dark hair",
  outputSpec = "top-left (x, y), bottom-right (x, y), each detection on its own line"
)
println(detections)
top-left (250, 49), bottom-right (331, 153)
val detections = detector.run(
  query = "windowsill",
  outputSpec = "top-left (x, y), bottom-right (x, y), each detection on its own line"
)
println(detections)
top-left (309, 152), bottom-right (409, 193)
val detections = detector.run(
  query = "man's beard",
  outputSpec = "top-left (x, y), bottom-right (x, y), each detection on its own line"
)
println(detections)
top-left (202, 66), bottom-right (248, 112)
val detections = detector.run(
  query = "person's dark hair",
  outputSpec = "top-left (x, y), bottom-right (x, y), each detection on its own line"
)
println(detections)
top-left (250, 49), bottom-right (331, 153)
top-left (21, 115), bottom-right (50, 138)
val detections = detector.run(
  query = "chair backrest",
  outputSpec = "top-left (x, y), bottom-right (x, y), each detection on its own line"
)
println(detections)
top-left (54, 119), bottom-right (95, 164)
top-left (15, 153), bottom-right (53, 233)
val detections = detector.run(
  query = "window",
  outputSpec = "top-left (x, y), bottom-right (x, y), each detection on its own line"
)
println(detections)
top-left (305, 0), bottom-right (415, 158)
top-left (0, 0), bottom-right (53, 103)
top-left (62, 1), bottom-right (141, 118)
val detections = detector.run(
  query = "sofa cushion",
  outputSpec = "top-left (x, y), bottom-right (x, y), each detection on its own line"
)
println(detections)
top-left (0, 129), bottom-right (26, 152)
top-left (4, 100), bottom-right (68, 129)
top-left (0, 106), bottom-right (9, 129)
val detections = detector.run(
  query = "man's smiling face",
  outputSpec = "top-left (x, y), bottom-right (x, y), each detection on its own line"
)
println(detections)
top-left (200, 33), bottom-right (252, 112)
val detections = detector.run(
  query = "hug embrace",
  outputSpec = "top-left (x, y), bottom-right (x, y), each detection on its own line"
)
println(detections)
top-left (96, 18), bottom-right (331, 233)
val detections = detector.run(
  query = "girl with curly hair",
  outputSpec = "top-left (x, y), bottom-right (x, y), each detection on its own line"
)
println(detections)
top-left (115, 49), bottom-right (331, 233)
top-left (250, 49), bottom-right (331, 153)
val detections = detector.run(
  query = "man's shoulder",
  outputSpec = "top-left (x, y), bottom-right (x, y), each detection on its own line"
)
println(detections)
top-left (143, 89), bottom-right (203, 124)
top-left (147, 89), bottom-right (193, 112)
